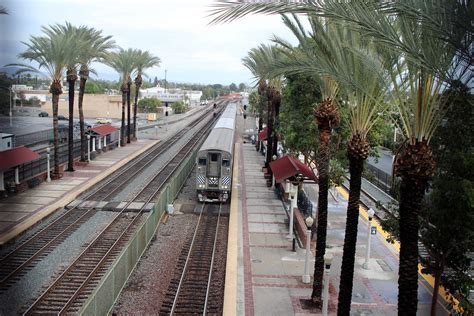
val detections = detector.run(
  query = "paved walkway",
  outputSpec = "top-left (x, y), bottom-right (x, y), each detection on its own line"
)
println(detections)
top-left (0, 139), bottom-right (157, 245)
top-left (226, 115), bottom-right (449, 315)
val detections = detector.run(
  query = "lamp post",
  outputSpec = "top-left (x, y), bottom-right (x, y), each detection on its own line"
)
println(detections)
top-left (303, 216), bottom-right (314, 284)
top-left (363, 208), bottom-right (375, 269)
top-left (287, 178), bottom-right (298, 239)
top-left (9, 87), bottom-right (13, 127)
top-left (322, 253), bottom-right (333, 316)
top-left (46, 147), bottom-right (51, 182)
top-left (87, 135), bottom-right (91, 162)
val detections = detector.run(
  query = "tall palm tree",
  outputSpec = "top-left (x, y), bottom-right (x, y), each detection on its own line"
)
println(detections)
top-left (77, 29), bottom-right (115, 161)
top-left (7, 29), bottom-right (76, 176)
top-left (105, 48), bottom-right (138, 146)
top-left (0, 6), bottom-right (8, 14)
top-left (133, 50), bottom-right (160, 139)
top-left (210, 1), bottom-right (471, 314)
top-left (272, 15), bottom-right (340, 305)
top-left (242, 45), bottom-right (283, 171)
top-left (43, 23), bottom-right (88, 172)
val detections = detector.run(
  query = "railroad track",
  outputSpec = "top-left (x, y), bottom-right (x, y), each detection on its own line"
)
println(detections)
top-left (21, 103), bottom-right (226, 314)
top-left (0, 104), bottom-right (224, 294)
top-left (160, 203), bottom-right (224, 315)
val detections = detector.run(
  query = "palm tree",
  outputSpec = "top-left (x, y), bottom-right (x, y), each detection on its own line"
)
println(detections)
top-left (7, 28), bottom-right (76, 176)
top-left (132, 50), bottom-right (160, 139)
top-left (42, 23), bottom-right (87, 172)
top-left (105, 48), bottom-right (138, 146)
top-left (0, 6), bottom-right (8, 14)
top-left (271, 15), bottom-right (341, 305)
top-left (77, 29), bottom-right (115, 161)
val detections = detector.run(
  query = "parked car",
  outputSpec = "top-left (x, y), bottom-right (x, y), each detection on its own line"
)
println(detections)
top-left (38, 111), bottom-right (49, 117)
top-left (95, 118), bottom-right (112, 124)
top-left (58, 115), bottom-right (68, 121)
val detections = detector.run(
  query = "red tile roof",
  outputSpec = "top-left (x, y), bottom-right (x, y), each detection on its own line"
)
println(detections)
top-left (0, 146), bottom-right (40, 171)
top-left (87, 124), bottom-right (118, 136)
top-left (269, 155), bottom-right (317, 183)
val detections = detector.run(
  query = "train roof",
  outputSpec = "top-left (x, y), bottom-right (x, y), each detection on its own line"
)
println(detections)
top-left (198, 103), bottom-right (236, 155)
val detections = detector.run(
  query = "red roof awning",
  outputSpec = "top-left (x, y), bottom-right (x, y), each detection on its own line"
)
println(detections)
top-left (0, 146), bottom-right (40, 171)
top-left (87, 124), bottom-right (118, 136)
top-left (269, 155), bottom-right (317, 183)
top-left (258, 127), bottom-right (268, 141)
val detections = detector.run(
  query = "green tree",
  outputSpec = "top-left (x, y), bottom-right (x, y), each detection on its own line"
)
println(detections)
top-left (229, 82), bottom-right (238, 91)
top-left (84, 81), bottom-right (105, 94)
top-left (238, 82), bottom-right (246, 91)
top-left (420, 83), bottom-right (474, 315)
top-left (171, 100), bottom-right (186, 114)
top-left (133, 50), bottom-right (160, 139)
top-left (138, 97), bottom-right (161, 112)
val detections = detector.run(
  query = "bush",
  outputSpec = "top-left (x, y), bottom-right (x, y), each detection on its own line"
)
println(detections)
top-left (171, 100), bottom-right (187, 114)
top-left (138, 97), bottom-right (161, 112)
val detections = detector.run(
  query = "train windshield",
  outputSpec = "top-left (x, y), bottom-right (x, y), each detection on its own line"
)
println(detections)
top-left (210, 153), bottom-right (219, 162)
top-left (222, 159), bottom-right (230, 167)
top-left (198, 158), bottom-right (207, 165)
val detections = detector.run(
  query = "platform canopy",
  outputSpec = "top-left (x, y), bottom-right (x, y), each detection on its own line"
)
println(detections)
top-left (86, 124), bottom-right (118, 136)
top-left (269, 155), bottom-right (317, 183)
top-left (258, 127), bottom-right (268, 141)
top-left (0, 146), bottom-right (40, 171)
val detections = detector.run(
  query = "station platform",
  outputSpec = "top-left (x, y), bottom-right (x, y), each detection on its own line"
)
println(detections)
top-left (0, 138), bottom-right (158, 245)
top-left (225, 115), bottom-right (450, 315)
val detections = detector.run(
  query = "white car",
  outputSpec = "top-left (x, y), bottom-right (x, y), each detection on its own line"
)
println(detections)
top-left (96, 118), bottom-right (112, 124)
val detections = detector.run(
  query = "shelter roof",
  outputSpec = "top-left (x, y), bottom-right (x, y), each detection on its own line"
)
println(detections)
top-left (269, 155), bottom-right (317, 183)
top-left (258, 127), bottom-right (268, 141)
top-left (0, 146), bottom-right (40, 171)
top-left (86, 124), bottom-right (118, 136)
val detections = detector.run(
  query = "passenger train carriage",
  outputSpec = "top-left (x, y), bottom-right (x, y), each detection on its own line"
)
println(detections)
top-left (196, 102), bottom-right (237, 203)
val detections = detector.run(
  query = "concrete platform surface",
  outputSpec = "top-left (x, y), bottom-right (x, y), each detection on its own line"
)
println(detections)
top-left (0, 139), bottom-right (158, 245)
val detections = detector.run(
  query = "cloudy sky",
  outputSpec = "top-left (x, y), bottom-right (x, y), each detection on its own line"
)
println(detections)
top-left (0, 0), bottom-right (301, 86)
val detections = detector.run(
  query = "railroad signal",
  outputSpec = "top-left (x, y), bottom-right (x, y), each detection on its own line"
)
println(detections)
top-left (165, 111), bottom-right (168, 117)
top-left (165, 102), bottom-right (169, 107)
top-left (243, 113), bottom-right (247, 119)
top-left (243, 104), bottom-right (247, 110)
top-left (213, 103), bottom-right (216, 109)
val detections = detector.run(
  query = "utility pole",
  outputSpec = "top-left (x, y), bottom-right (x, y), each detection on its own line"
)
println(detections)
top-left (165, 69), bottom-right (167, 93)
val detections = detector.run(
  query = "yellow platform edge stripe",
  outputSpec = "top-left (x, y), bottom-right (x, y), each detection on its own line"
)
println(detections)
top-left (223, 142), bottom-right (239, 316)
top-left (335, 186), bottom-right (461, 312)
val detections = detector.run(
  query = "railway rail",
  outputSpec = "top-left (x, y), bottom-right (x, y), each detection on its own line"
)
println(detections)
top-left (21, 102), bottom-right (226, 314)
top-left (160, 203), bottom-right (225, 315)
top-left (0, 105), bottom-right (220, 294)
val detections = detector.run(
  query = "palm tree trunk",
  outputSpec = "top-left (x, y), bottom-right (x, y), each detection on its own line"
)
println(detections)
top-left (311, 124), bottom-right (331, 306)
top-left (78, 72), bottom-right (87, 162)
top-left (133, 91), bottom-right (138, 139)
top-left (265, 94), bottom-right (274, 171)
top-left (50, 81), bottom-right (62, 176)
top-left (430, 261), bottom-right (443, 316)
top-left (337, 138), bottom-right (367, 315)
top-left (312, 97), bottom-right (339, 306)
top-left (121, 88), bottom-right (126, 146)
top-left (133, 74), bottom-right (142, 140)
top-left (272, 92), bottom-right (281, 160)
top-left (66, 69), bottom-right (76, 172)
top-left (396, 140), bottom-right (435, 316)
top-left (127, 80), bottom-right (132, 143)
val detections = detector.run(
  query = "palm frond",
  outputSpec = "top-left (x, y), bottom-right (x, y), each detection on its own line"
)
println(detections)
top-left (0, 6), bottom-right (8, 15)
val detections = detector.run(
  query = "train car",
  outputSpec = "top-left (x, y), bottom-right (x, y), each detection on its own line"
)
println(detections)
top-left (196, 102), bottom-right (237, 202)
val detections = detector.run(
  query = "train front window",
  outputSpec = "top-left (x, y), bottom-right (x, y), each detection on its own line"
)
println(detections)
top-left (222, 159), bottom-right (230, 167)
top-left (198, 158), bottom-right (207, 165)
top-left (211, 153), bottom-right (219, 162)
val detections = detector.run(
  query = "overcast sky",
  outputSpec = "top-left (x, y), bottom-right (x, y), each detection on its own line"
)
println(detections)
top-left (0, 0), bottom-right (301, 86)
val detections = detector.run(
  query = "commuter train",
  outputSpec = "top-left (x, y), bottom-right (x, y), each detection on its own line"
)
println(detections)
top-left (196, 102), bottom-right (237, 203)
